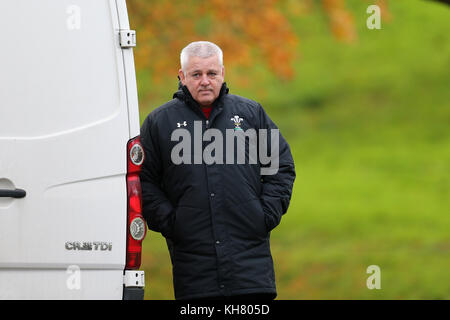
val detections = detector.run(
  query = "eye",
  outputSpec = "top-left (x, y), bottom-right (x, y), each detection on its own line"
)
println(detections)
top-left (208, 72), bottom-right (217, 78)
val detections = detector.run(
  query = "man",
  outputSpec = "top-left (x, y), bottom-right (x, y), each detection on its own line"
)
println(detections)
top-left (140, 41), bottom-right (295, 300)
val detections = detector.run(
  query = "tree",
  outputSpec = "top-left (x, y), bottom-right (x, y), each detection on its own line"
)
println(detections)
top-left (127, 0), bottom-right (391, 84)
top-left (127, 0), bottom-right (298, 81)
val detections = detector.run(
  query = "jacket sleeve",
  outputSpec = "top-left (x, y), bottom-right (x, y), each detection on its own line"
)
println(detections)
top-left (258, 104), bottom-right (296, 231)
top-left (140, 115), bottom-right (175, 238)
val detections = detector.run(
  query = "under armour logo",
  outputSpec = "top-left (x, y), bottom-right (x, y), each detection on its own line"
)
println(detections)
top-left (177, 121), bottom-right (187, 128)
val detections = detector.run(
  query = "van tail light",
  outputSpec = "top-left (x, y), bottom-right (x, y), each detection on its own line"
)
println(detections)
top-left (126, 136), bottom-right (146, 270)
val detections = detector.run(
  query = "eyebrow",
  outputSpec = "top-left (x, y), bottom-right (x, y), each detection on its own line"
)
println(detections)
top-left (190, 68), bottom-right (219, 74)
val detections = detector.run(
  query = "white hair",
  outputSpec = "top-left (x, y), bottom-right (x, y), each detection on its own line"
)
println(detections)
top-left (180, 41), bottom-right (223, 74)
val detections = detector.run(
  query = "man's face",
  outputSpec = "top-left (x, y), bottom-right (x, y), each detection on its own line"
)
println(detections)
top-left (179, 55), bottom-right (225, 108)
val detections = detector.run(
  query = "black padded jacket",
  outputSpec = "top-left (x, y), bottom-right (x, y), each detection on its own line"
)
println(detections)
top-left (140, 83), bottom-right (295, 300)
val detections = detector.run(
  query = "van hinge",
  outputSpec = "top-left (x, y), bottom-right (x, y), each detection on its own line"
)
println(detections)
top-left (119, 30), bottom-right (136, 48)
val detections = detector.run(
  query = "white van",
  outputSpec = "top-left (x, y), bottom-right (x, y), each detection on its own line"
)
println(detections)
top-left (0, 0), bottom-right (147, 299)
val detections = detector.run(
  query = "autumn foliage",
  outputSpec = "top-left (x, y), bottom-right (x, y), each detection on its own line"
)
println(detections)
top-left (127, 0), bottom-right (390, 82)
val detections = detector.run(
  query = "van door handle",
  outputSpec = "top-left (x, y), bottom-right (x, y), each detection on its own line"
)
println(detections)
top-left (0, 188), bottom-right (26, 198)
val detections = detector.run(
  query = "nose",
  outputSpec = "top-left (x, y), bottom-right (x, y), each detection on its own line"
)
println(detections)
top-left (200, 74), bottom-right (210, 86)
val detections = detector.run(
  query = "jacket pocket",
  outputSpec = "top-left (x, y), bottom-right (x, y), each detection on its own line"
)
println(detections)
top-left (227, 198), bottom-right (268, 241)
top-left (172, 206), bottom-right (214, 254)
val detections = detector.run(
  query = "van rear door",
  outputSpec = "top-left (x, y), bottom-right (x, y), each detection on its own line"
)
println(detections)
top-left (0, 0), bottom-right (135, 299)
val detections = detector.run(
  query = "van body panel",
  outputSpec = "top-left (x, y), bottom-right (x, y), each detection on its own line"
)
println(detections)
top-left (0, 269), bottom-right (123, 299)
top-left (0, 0), bottom-right (139, 299)
top-left (115, 0), bottom-right (141, 138)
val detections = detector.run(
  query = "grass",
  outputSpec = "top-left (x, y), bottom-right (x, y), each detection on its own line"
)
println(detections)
top-left (139, 0), bottom-right (450, 299)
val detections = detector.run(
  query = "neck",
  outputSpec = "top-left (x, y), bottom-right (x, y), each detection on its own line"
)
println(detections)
top-left (179, 83), bottom-right (228, 110)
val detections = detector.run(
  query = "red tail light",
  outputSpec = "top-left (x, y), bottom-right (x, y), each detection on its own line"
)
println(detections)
top-left (126, 136), bottom-right (146, 270)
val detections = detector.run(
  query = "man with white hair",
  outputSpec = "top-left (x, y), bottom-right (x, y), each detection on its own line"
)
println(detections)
top-left (178, 41), bottom-right (225, 114)
top-left (140, 41), bottom-right (295, 300)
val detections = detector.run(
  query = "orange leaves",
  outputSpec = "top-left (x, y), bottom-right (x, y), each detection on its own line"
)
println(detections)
top-left (226, 2), bottom-right (299, 79)
top-left (322, 0), bottom-right (392, 42)
top-left (127, 0), bottom-right (390, 85)
top-left (128, 0), bottom-right (299, 81)
top-left (128, 0), bottom-right (197, 78)
top-left (322, 0), bottom-right (357, 43)
top-left (378, 0), bottom-right (392, 22)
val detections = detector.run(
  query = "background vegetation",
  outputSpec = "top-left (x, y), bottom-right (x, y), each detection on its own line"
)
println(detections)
top-left (128, 0), bottom-right (450, 299)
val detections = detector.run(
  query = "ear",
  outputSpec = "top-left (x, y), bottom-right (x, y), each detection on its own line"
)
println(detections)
top-left (221, 66), bottom-right (225, 78)
top-left (178, 69), bottom-right (186, 85)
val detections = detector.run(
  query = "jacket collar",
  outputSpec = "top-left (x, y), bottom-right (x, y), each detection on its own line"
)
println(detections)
top-left (173, 81), bottom-right (229, 117)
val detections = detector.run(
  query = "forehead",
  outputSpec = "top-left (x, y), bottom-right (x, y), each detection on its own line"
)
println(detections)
top-left (185, 55), bottom-right (222, 72)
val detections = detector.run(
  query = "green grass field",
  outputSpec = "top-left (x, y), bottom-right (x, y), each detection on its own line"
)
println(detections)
top-left (138, 1), bottom-right (450, 299)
